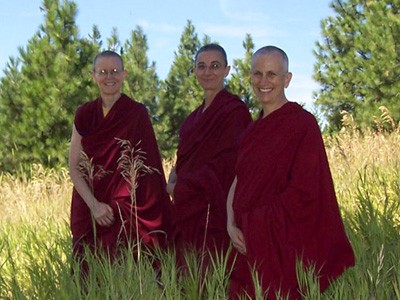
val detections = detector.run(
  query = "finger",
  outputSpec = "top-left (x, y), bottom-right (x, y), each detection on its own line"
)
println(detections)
top-left (237, 234), bottom-right (246, 245)
top-left (96, 218), bottom-right (104, 226)
top-left (108, 215), bottom-right (115, 223)
top-left (106, 205), bottom-right (114, 214)
top-left (233, 240), bottom-right (243, 249)
top-left (234, 244), bottom-right (246, 255)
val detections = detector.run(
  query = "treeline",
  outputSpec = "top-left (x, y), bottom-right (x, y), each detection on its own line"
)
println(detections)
top-left (0, 0), bottom-right (258, 172)
top-left (1, 0), bottom-right (400, 172)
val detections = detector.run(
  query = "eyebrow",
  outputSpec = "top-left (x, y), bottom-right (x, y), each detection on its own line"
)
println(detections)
top-left (197, 60), bottom-right (222, 64)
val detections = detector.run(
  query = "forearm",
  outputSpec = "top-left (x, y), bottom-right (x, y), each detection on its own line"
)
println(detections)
top-left (68, 124), bottom-right (114, 227)
top-left (69, 167), bottom-right (99, 210)
top-left (166, 166), bottom-right (177, 199)
top-left (68, 125), bottom-right (99, 210)
top-left (226, 176), bottom-right (246, 254)
top-left (226, 176), bottom-right (237, 227)
top-left (167, 166), bottom-right (177, 184)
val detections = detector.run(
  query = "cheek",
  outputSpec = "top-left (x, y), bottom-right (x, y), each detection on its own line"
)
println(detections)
top-left (251, 78), bottom-right (260, 88)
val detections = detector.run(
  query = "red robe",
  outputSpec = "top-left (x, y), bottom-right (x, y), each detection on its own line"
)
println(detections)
top-left (71, 94), bottom-right (171, 258)
top-left (230, 102), bottom-right (355, 299)
top-left (172, 89), bottom-right (252, 261)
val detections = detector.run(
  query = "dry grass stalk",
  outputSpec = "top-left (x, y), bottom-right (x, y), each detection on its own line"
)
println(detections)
top-left (198, 203), bottom-right (211, 299)
top-left (115, 137), bottom-right (160, 295)
top-left (0, 164), bottom-right (71, 223)
top-left (77, 151), bottom-right (113, 193)
top-left (324, 107), bottom-right (400, 210)
top-left (77, 150), bottom-right (113, 249)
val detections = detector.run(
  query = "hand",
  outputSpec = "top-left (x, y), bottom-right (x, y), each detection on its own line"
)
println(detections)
top-left (227, 223), bottom-right (247, 255)
top-left (166, 182), bottom-right (176, 202)
top-left (91, 201), bottom-right (115, 227)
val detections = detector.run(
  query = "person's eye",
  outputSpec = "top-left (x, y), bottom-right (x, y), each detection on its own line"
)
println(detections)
top-left (111, 69), bottom-right (119, 75)
top-left (196, 65), bottom-right (206, 70)
top-left (211, 63), bottom-right (221, 70)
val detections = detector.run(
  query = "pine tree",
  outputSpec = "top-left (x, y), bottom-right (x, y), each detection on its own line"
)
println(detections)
top-left (122, 26), bottom-right (160, 120)
top-left (226, 34), bottom-right (257, 118)
top-left (107, 27), bottom-right (121, 52)
top-left (314, 0), bottom-right (400, 131)
top-left (0, 0), bottom-right (100, 171)
top-left (155, 20), bottom-right (202, 158)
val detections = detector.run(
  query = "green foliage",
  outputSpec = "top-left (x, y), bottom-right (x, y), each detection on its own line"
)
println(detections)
top-left (0, 0), bottom-right (99, 172)
top-left (314, 0), bottom-right (400, 131)
top-left (155, 20), bottom-right (203, 158)
top-left (122, 26), bottom-right (160, 121)
top-left (226, 34), bottom-right (259, 119)
top-left (0, 0), bottom-right (258, 169)
top-left (0, 0), bottom-right (257, 169)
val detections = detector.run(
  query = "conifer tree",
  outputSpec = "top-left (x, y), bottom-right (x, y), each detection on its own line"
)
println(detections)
top-left (107, 27), bottom-right (121, 52)
top-left (0, 0), bottom-right (99, 171)
top-left (226, 34), bottom-right (257, 118)
top-left (314, 0), bottom-right (400, 131)
top-left (155, 20), bottom-right (202, 158)
top-left (122, 26), bottom-right (160, 120)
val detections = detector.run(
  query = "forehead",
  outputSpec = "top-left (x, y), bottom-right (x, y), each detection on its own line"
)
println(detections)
top-left (251, 52), bottom-right (285, 71)
top-left (196, 50), bottom-right (224, 63)
top-left (95, 56), bottom-right (123, 68)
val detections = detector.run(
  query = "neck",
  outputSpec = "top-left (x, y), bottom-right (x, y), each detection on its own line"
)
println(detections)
top-left (101, 93), bottom-right (121, 108)
top-left (262, 98), bottom-right (288, 118)
top-left (203, 88), bottom-right (223, 111)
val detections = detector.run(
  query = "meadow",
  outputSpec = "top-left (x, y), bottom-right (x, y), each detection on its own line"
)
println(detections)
top-left (0, 113), bottom-right (399, 299)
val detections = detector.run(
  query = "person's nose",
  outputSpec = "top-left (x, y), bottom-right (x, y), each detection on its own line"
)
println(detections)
top-left (204, 66), bottom-right (213, 75)
top-left (260, 74), bottom-right (269, 85)
top-left (106, 72), bottom-right (114, 78)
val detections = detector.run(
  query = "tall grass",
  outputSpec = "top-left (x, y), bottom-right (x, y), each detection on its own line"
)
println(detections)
top-left (1, 112), bottom-right (399, 299)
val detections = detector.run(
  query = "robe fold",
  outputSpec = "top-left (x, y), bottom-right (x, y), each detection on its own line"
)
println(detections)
top-left (230, 102), bottom-right (355, 299)
top-left (172, 89), bottom-right (252, 256)
top-left (71, 93), bottom-right (171, 257)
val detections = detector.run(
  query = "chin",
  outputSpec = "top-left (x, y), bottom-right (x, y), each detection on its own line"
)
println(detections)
top-left (257, 95), bottom-right (271, 103)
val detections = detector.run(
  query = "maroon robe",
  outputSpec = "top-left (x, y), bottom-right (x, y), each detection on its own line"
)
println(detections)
top-left (71, 94), bottom-right (171, 259)
top-left (172, 89), bottom-right (252, 262)
top-left (230, 102), bottom-right (355, 299)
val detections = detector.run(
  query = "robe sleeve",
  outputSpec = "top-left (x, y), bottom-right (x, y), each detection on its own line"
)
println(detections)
top-left (173, 107), bottom-right (250, 221)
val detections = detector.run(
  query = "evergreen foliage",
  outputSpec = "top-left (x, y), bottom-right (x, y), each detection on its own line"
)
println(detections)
top-left (314, 0), bottom-right (400, 131)
top-left (0, 0), bottom-right (99, 172)
top-left (226, 34), bottom-right (258, 119)
top-left (122, 26), bottom-right (160, 122)
top-left (0, 0), bottom-right (298, 169)
top-left (154, 20), bottom-right (203, 158)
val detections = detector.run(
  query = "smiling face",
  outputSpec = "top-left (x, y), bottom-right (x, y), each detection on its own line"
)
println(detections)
top-left (92, 55), bottom-right (127, 98)
top-left (251, 51), bottom-right (292, 112)
top-left (194, 50), bottom-right (230, 93)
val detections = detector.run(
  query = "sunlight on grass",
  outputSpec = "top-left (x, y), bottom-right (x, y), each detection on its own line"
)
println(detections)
top-left (1, 112), bottom-right (399, 299)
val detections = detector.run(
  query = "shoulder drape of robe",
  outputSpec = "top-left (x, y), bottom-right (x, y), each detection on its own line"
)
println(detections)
top-left (173, 89), bottom-right (252, 251)
top-left (71, 94), bottom-right (171, 254)
top-left (231, 102), bottom-right (355, 299)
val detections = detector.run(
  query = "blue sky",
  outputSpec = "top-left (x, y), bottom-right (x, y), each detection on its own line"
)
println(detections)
top-left (1, 0), bottom-right (333, 109)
